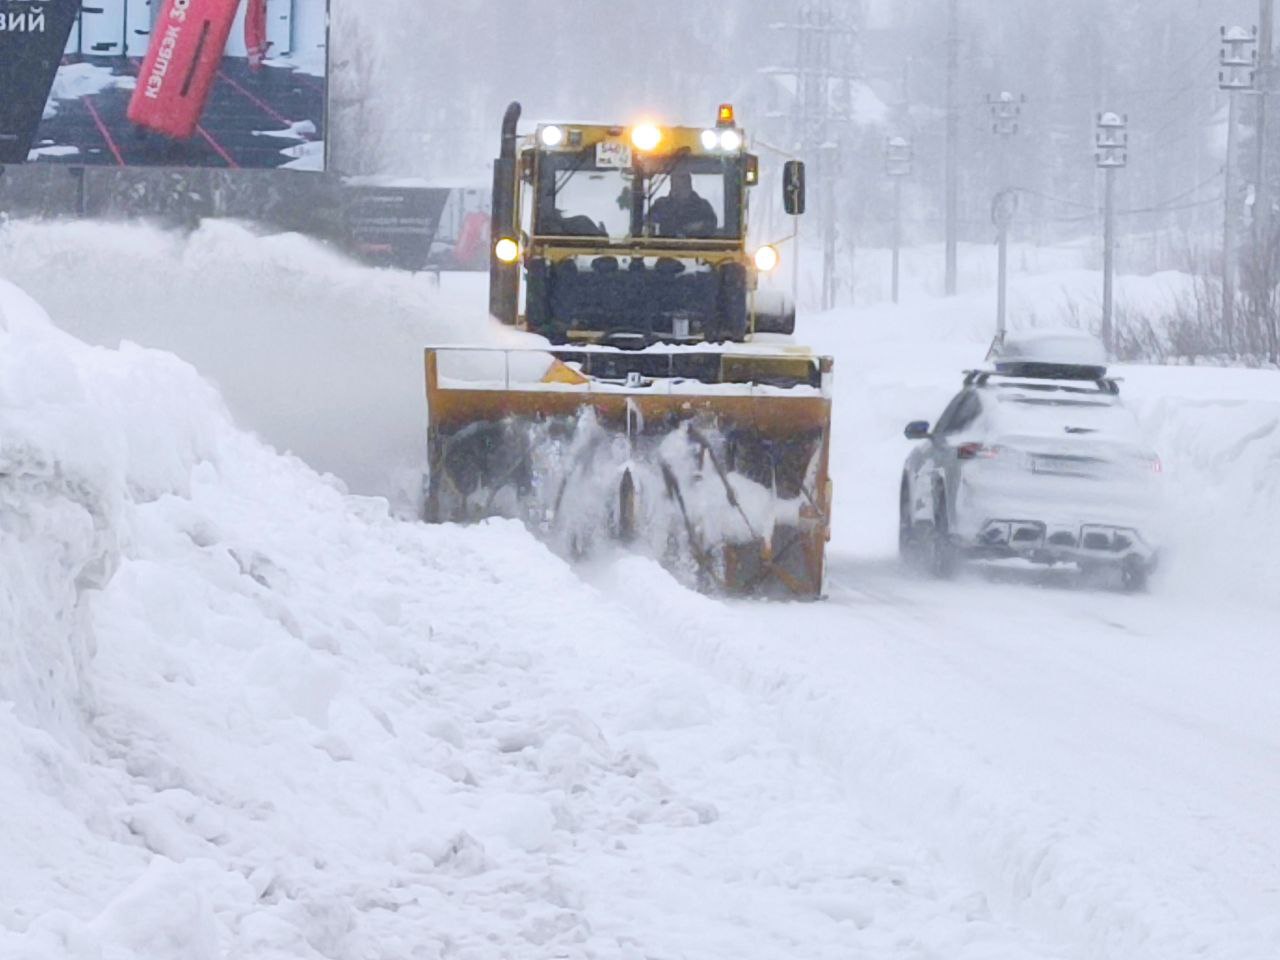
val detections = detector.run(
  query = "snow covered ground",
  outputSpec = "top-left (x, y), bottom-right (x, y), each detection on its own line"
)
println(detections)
top-left (2, 221), bottom-right (1278, 959)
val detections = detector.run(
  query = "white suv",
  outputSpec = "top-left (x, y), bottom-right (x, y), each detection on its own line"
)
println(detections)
top-left (899, 334), bottom-right (1163, 590)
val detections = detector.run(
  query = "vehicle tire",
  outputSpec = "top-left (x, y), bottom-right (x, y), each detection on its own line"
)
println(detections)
top-left (927, 484), bottom-right (959, 579)
top-left (716, 263), bottom-right (749, 341)
top-left (898, 475), bottom-right (915, 563)
top-left (1120, 556), bottom-right (1151, 593)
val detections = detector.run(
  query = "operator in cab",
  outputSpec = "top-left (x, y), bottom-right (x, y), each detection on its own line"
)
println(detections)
top-left (649, 169), bottom-right (718, 238)
top-left (542, 208), bottom-right (607, 237)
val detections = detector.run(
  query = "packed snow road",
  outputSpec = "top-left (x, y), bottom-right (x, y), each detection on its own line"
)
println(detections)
top-left (3, 222), bottom-right (1279, 959)
top-left (601, 555), bottom-right (1280, 960)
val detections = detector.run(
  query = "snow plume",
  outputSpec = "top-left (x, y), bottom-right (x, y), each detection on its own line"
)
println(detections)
top-left (0, 219), bottom-right (493, 508)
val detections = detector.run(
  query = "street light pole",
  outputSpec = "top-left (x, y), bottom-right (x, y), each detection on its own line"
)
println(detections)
top-left (885, 136), bottom-right (913, 304)
top-left (1095, 112), bottom-right (1129, 356)
top-left (1103, 169), bottom-right (1116, 350)
top-left (992, 190), bottom-right (1018, 342)
top-left (986, 90), bottom-right (1024, 190)
top-left (987, 92), bottom-right (1023, 345)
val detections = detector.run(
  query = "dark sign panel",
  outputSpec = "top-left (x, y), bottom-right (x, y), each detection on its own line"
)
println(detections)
top-left (342, 185), bottom-right (453, 272)
top-left (9, 0), bottom-right (327, 170)
top-left (0, 0), bottom-right (81, 163)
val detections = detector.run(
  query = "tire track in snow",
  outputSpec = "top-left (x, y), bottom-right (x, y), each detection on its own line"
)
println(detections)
top-left (599, 553), bottom-right (1280, 960)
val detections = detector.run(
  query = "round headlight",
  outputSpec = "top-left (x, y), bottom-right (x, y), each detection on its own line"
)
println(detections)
top-left (719, 129), bottom-right (743, 152)
top-left (631, 124), bottom-right (663, 152)
top-left (700, 129), bottom-right (720, 151)
top-left (494, 237), bottom-right (520, 264)
top-left (753, 245), bottom-right (780, 273)
top-left (540, 125), bottom-right (564, 148)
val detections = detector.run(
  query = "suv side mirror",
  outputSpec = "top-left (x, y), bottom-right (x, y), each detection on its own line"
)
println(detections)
top-left (783, 160), bottom-right (806, 216)
top-left (904, 421), bottom-right (931, 440)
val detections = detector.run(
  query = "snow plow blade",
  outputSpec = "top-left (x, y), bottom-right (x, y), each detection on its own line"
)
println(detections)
top-left (424, 347), bottom-right (834, 599)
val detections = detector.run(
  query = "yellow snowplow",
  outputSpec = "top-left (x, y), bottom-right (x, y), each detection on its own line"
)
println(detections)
top-left (425, 103), bottom-right (834, 598)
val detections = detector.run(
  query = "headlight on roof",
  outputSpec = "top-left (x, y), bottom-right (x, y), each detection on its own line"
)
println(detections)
top-left (631, 124), bottom-right (663, 152)
top-left (700, 129), bottom-right (720, 151)
top-left (719, 129), bottom-right (742, 151)
top-left (540, 125), bottom-right (564, 148)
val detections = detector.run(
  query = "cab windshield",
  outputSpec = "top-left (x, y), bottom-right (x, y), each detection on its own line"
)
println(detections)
top-left (534, 151), bottom-right (744, 241)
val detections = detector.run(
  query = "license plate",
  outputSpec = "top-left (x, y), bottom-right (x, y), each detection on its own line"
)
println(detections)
top-left (596, 140), bottom-right (632, 168)
top-left (1033, 456), bottom-right (1096, 477)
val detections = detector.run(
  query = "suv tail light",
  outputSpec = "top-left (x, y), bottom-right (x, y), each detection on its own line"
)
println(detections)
top-left (956, 442), bottom-right (1000, 460)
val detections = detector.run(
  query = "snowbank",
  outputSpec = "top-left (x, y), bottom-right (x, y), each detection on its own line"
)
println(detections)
top-left (0, 273), bottom-right (600, 957)
top-left (0, 278), bottom-right (240, 953)
top-left (1121, 366), bottom-right (1280, 606)
top-left (0, 279), bottom-right (223, 743)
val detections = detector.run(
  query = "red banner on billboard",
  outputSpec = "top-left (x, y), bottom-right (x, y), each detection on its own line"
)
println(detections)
top-left (128, 0), bottom-right (242, 140)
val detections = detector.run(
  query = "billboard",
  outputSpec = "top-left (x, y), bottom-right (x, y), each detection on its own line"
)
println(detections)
top-left (1, 0), bottom-right (326, 170)
top-left (342, 184), bottom-right (453, 272)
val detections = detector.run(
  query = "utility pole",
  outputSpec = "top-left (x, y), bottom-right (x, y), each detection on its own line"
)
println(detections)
top-left (885, 136), bottom-right (913, 304)
top-left (944, 0), bottom-right (959, 296)
top-left (822, 140), bottom-right (839, 310)
top-left (1096, 112), bottom-right (1129, 356)
top-left (1256, 0), bottom-right (1275, 250)
top-left (1221, 26), bottom-right (1258, 352)
top-left (766, 2), bottom-right (859, 311)
top-left (987, 92), bottom-right (1023, 342)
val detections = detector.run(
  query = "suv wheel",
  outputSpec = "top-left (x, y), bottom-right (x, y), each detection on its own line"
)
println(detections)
top-left (898, 476), bottom-right (915, 562)
top-left (927, 484), bottom-right (959, 579)
top-left (1120, 556), bottom-right (1151, 593)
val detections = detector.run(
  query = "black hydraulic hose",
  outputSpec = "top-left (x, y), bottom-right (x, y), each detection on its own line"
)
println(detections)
top-left (499, 101), bottom-right (522, 160)
top-left (490, 102), bottom-right (523, 323)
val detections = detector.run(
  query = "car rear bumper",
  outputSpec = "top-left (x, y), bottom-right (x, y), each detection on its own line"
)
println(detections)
top-left (952, 470), bottom-right (1161, 567)
top-left (963, 518), bottom-right (1156, 567)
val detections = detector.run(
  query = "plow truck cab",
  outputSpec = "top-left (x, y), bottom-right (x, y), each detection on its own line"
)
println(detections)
top-left (424, 103), bottom-right (834, 598)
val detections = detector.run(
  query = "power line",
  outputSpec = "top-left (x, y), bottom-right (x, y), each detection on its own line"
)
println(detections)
top-left (1008, 187), bottom-right (1096, 210)
top-left (1037, 193), bottom-right (1225, 224)
top-left (1141, 168), bottom-right (1227, 208)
